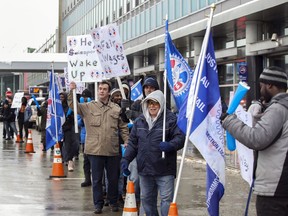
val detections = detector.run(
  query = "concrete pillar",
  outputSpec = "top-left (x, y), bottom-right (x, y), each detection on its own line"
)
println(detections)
top-left (193, 37), bottom-right (203, 64)
top-left (133, 55), bottom-right (143, 69)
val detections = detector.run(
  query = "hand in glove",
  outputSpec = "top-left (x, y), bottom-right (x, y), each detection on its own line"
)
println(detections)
top-left (121, 99), bottom-right (130, 109)
top-left (121, 159), bottom-right (131, 177)
top-left (220, 112), bottom-right (229, 124)
top-left (125, 110), bottom-right (135, 120)
top-left (127, 122), bottom-right (134, 129)
top-left (159, 141), bottom-right (175, 152)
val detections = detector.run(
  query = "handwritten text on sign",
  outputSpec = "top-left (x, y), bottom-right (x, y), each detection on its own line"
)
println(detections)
top-left (67, 35), bottom-right (105, 82)
top-left (90, 24), bottom-right (131, 78)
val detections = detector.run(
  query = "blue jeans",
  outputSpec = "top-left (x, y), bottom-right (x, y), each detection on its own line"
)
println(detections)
top-left (139, 175), bottom-right (174, 216)
top-left (88, 155), bottom-right (119, 209)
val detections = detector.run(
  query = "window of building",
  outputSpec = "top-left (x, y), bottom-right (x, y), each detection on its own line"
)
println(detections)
top-left (119, 7), bottom-right (123, 17)
top-left (136, 14), bottom-right (140, 36)
top-left (106, 16), bottom-right (109, 25)
top-left (150, 6), bottom-right (156, 30)
top-left (145, 9), bottom-right (150, 32)
top-left (191, 0), bottom-right (198, 12)
top-left (127, 1), bottom-right (130, 12)
top-left (140, 12), bottom-right (145, 34)
top-left (156, 2), bottom-right (162, 27)
top-left (182, 0), bottom-right (190, 16)
top-left (168, 0), bottom-right (175, 21)
top-left (135, 0), bottom-right (140, 7)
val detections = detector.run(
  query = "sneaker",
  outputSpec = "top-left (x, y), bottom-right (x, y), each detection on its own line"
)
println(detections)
top-left (68, 160), bottom-right (74, 172)
top-left (81, 180), bottom-right (92, 187)
top-left (94, 208), bottom-right (102, 214)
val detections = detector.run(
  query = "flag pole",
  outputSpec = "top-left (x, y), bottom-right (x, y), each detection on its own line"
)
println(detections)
top-left (172, 4), bottom-right (216, 203)
top-left (162, 14), bottom-right (169, 159)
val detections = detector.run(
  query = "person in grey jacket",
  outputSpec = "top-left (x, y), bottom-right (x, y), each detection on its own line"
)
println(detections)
top-left (221, 66), bottom-right (288, 216)
top-left (121, 90), bottom-right (185, 216)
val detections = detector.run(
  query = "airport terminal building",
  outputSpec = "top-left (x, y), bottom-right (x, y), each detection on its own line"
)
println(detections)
top-left (9, 0), bottom-right (287, 107)
top-left (57, 0), bottom-right (288, 107)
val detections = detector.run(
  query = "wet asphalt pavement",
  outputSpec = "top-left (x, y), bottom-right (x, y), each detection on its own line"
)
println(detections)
top-left (0, 123), bottom-right (256, 216)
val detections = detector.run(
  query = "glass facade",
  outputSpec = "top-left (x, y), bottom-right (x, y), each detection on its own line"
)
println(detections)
top-left (61, 0), bottom-right (223, 51)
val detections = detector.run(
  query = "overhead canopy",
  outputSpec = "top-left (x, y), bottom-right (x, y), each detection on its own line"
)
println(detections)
top-left (0, 53), bottom-right (67, 73)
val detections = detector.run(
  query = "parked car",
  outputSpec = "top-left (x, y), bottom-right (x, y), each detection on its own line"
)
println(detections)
top-left (28, 97), bottom-right (45, 129)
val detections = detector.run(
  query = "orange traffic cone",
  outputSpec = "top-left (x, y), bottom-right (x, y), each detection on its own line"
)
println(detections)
top-left (15, 131), bottom-right (21, 143)
top-left (168, 202), bottom-right (179, 216)
top-left (24, 130), bottom-right (35, 153)
top-left (123, 181), bottom-right (138, 215)
top-left (49, 142), bottom-right (66, 178)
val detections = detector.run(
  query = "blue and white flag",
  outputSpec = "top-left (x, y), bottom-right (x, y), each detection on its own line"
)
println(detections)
top-left (46, 71), bottom-right (65, 150)
top-left (165, 20), bottom-right (194, 110)
top-left (177, 33), bottom-right (225, 216)
top-left (130, 79), bottom-right (143, 101)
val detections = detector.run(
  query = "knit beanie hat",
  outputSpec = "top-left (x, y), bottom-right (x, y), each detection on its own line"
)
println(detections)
top-left (143, 77), bottom-right (159, 90)
top-left (110, 88), bottom-right (121, 97)
top-left (82, 89), bottom-right (92, 98)
top-left (259, 66), bottom-right (287, 89)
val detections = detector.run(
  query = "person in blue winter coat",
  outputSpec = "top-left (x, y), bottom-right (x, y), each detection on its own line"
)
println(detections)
top-left (121, 90), bottom-right (185, 216)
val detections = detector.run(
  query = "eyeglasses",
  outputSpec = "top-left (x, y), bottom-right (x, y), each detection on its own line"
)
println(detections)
top-left (147, 100), bottom-right (159, 106)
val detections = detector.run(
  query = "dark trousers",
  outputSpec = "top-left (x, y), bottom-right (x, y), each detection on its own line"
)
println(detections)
top-left (18, 120), bottom-right (29, 139)
top-left (83, 153), bottom-right (91, 180)
top-left (256, 195), bottom-right (288, 216)
top-left (88, 155), bottom-right (120, 209)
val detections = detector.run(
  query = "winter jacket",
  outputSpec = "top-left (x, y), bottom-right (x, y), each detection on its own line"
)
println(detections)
top-left (123, 90), bottom-right (185, 177)
top-left (222, 93), bottom-right (288, 197)
top-left (67, 92), bottom-right (129, 156)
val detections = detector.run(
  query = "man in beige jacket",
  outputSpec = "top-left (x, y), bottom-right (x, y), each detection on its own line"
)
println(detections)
top-left (68, 81), bottom-right (129, 214)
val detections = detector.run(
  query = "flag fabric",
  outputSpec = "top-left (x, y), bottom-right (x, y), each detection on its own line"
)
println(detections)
top-left (165, 20), bottom-right (194, 110)
top-left (130, 79), bottom-right (143, 101)
top-left (46, 71), bottom-right (65, 150)
top-left (177, 33), bottom-right (225, 216)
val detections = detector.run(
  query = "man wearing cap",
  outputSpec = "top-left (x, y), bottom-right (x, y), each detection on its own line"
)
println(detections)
top-left (221, 66), bottom-right (288, 215)
top-left (123, 76), bottom-right (159, 121)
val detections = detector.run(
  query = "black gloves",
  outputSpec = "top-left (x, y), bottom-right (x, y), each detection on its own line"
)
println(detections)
top-left (121, 159), bottom-right (131, 177)
top-left (121, 99), bottom-right (130, 109)
top-left (220, 112), bottom-right (229, 124)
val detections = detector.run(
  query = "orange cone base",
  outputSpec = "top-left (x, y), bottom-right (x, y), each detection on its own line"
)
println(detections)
top-left (123, 181), bottom-right (138, 215)
top-left (168, 202), bottom-right (179, 216)
top-left (49, 163), bottom-right (66, 178)
top-left (49, 143), bottom-right (66, 178)
top-left (24, 150), bottom-right (36, 153)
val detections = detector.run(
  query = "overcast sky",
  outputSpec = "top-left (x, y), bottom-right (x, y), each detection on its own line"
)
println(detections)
top-left (0, 0), bottom-right (58, 55)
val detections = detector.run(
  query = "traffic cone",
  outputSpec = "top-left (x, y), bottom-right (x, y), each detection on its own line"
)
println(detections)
top-left (123, 181), bottom-right (138, 215)
top-left (24, 130), bottom-right (35, 153)
top-left (168, 202), bottom-right (179, 216)
top-left (16, 131), bottom-right (21, 143)
top-left (49, 142), bottom-right (66, 178)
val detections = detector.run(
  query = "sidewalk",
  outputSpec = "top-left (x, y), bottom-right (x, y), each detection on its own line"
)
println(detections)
top-left (0, 124), bottom-right (256, 216)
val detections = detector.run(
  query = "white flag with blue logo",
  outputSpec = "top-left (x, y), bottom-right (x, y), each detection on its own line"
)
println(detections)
top-left (165, 20), bottom-right (194, 110)
top-left (130, 79), bottom-right (143, 101)
top-left (177, 33), bottom-right (225, 216)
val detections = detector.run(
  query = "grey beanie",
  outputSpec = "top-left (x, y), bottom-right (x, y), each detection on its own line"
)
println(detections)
top-left (259, 66), bottom-right (287, 89)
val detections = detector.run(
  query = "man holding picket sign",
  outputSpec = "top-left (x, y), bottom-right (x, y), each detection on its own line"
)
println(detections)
top-left (68, 81), bottom-right (129, 213)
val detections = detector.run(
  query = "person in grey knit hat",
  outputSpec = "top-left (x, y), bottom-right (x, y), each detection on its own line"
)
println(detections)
top-left (221, 66), bottom-right (288, 215)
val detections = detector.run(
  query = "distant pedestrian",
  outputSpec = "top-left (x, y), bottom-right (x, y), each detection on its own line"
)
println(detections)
top-left (121, 90), bottom-right (185, 215)
top-left (17, 97), bottom-right (32, 142)
top-left (221, 66), bottom-right (288, 216)
top-left (37, 99), bottom-right (48, 151)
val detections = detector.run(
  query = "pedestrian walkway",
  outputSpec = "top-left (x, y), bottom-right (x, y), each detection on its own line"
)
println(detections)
top-left (0, 124), bottom-right (256, 216)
